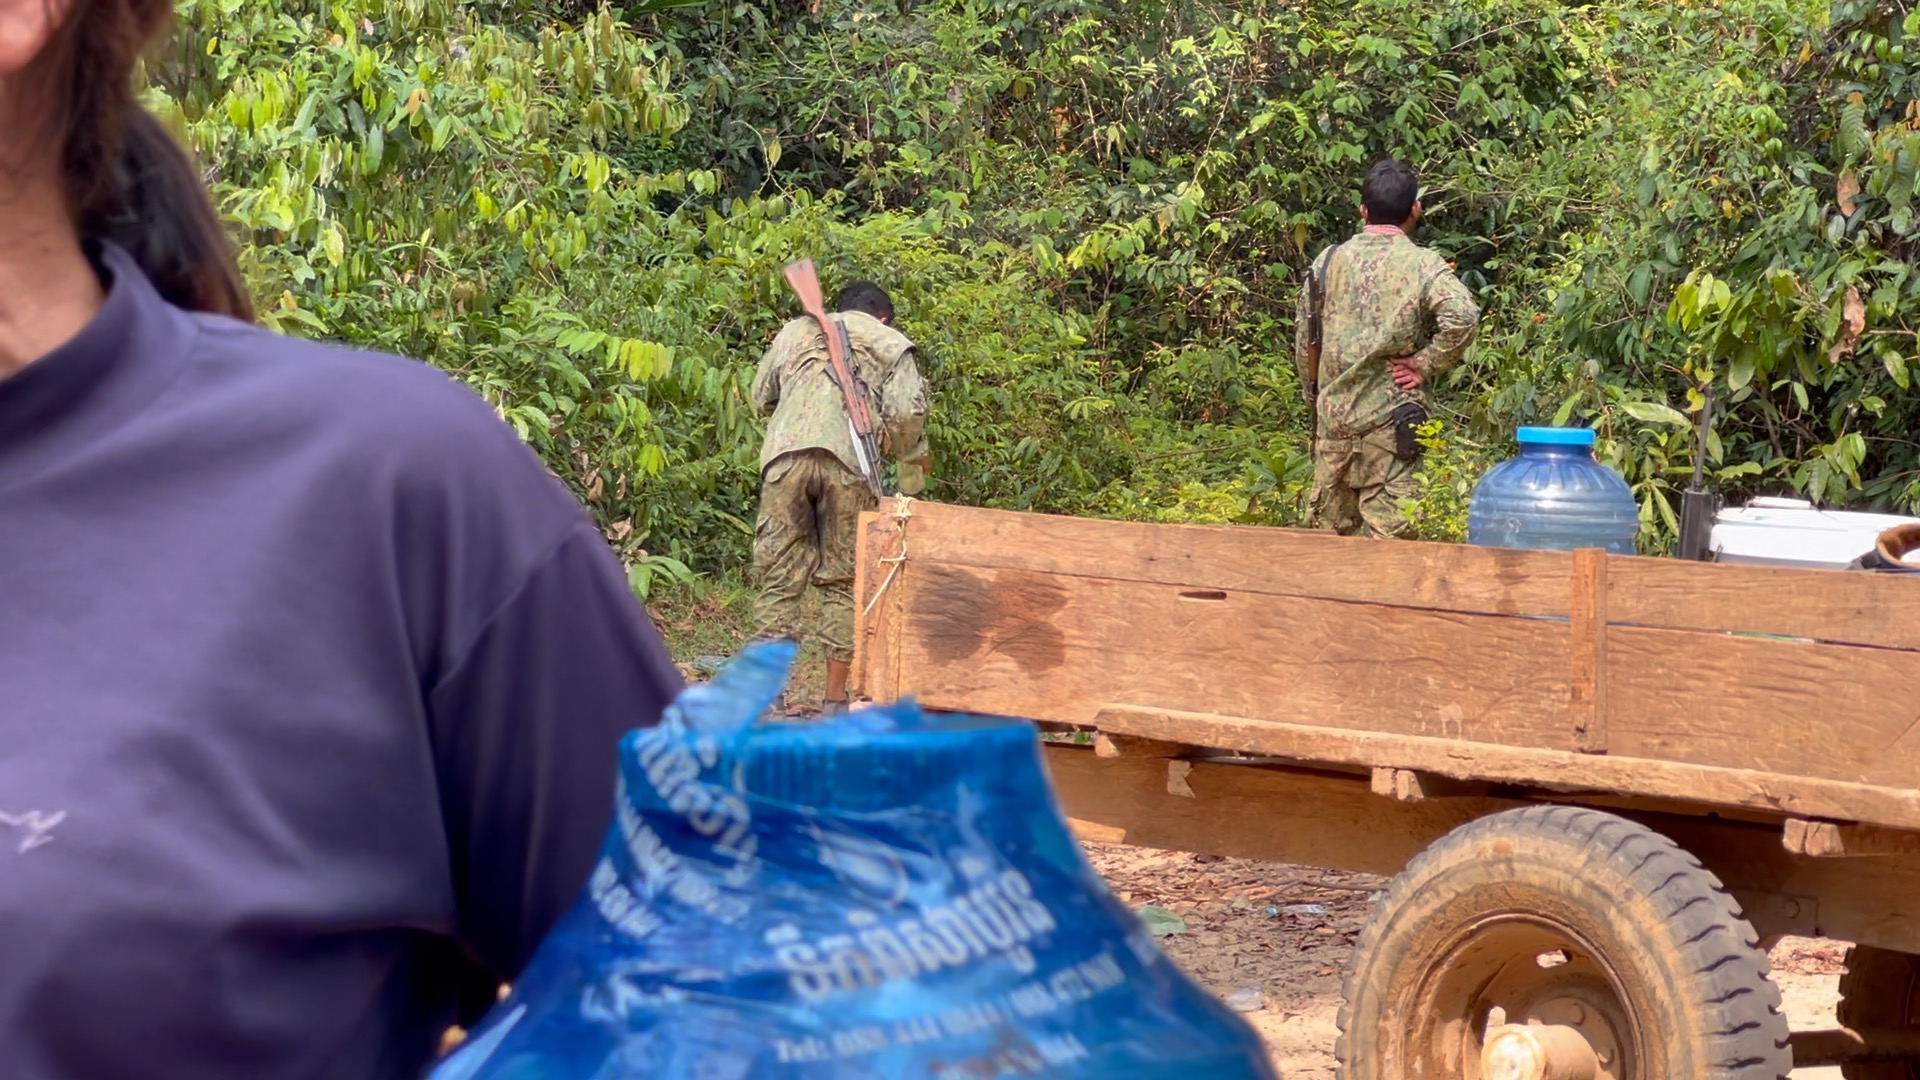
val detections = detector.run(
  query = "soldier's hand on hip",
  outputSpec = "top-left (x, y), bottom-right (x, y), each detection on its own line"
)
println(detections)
top-left (1390, 358), bottom-right (1424, 390)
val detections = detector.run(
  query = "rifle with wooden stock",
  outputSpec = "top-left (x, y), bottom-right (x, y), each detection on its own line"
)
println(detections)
top-left (1302, 245), bottom-right (1336, 443)
top-left (783, 258), bottom-right (887, 499)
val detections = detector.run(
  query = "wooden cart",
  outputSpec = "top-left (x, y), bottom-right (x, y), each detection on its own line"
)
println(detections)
top-left (853, 499), bottom-right (1920, 1080)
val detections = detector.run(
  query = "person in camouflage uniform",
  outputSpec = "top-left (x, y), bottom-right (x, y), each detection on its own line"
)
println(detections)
top-left (751, 280), bottom-right (929, 712)
top-left (1295, 159), bottom-right (1480, 539)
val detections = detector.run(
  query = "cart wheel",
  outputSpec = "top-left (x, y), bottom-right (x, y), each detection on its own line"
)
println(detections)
top-left (1335, 805), bottom-right (1790, 1080)
top-left (1837, 945), bottom-right (1920, 1078)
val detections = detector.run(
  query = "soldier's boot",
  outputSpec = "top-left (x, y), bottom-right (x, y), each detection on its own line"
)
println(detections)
top-left (823, 659), bottom-right (852, 715)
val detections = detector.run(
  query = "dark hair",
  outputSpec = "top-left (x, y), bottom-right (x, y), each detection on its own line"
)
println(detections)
top-left (834, 281), bottom-right (894, 322)
top-left (28, 2), bottom-right (254, 321)
top-left (1361, 159), bottom-right (1420, 227)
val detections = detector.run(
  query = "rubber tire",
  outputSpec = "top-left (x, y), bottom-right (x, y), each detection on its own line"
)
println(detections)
top-left (1837, 945), bottom-right (1920, 1078)
top-left (1335, 805), bottom-right (1791, 1079)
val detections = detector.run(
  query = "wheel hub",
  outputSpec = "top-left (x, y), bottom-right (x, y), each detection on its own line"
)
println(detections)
top-left (1483, 1024), bottom-right (1601, 1080)
top-left (1411, 918), bottom-right (1644, 1078)
top-left (1530, 994), bottom-right (1623, 1076)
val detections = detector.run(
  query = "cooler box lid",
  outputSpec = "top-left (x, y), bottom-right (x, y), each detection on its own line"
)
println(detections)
top-left (1710, 498), bottom-right (1920, 569)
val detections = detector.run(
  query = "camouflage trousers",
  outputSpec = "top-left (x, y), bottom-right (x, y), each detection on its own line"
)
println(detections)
top-left (1309, 425), bottom-right (1418, 540)
top-left (752, 449), bottom-right (877, 664)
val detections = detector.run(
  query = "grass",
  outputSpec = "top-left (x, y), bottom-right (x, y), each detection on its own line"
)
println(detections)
top-left (650, 575), bottom-right (754, 663)
top-left (647, 574), bottom-right (830, 708)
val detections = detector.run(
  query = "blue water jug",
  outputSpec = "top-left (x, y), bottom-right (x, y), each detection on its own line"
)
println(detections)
top-left (1467, 426), bottom-right (1639, 554)
top-left (431, 642), bottom-right (1278, 1080)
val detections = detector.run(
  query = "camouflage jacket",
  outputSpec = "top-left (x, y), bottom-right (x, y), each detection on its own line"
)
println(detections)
top-left (1293, 229), bottom-right (1480, 439)
top-left (751, 310), bottom-right (928, 477)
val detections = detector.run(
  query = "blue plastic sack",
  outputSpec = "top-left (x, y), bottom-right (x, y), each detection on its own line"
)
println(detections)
top-left (431, 642), bottom-right (1278, 1080)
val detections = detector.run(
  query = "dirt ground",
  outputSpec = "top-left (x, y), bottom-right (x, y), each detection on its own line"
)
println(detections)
top-left (1084, 843), bottom-right (1851, 1079)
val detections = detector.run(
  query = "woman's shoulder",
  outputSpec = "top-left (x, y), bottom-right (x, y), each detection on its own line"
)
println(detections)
top-left (173, 313), bottom-right (580, 520)
top-left (187, 315), bottom-right (489, 422)
top-left (183, 315), bottom-right (518, 447)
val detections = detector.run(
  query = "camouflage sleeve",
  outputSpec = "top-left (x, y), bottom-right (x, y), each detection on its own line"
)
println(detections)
top-left (880, 347), bottom-right (929, 463)
top-left (749, 333), bottom-right (784, 417)
top-left (1409, 265), bottom-right (1480, 378)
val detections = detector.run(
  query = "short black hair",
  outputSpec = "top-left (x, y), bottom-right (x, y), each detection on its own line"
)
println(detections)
top-left (1361, 159), bottom-right (1420, 226)
top-left (835, 280), bottom-right (893, 321)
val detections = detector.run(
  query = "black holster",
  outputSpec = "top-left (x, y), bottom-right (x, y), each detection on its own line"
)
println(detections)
top-left (1389, 402), bottom-right (1429, 463)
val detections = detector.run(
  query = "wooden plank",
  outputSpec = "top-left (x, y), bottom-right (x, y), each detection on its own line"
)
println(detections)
top-left (1608, 556), bottom-right (1920, 653)
top-left (1570, 548), bottom-right (1609, 754)
top-left (1370, 767), bottom-right (1492, 802)
top-left (1606, 625), bottom-right (1920, 791)
top-left (853, 508), bottom-right (874, 684)
top-left (1784, 819), bottom-right (1839, 858)
top-left (1043, 745), bottom-right (1503, 877)
top-left (1656, 812), bottom-right (1920, 954)
top-left (1369, 767), bottom-right (1401, 800)
top-left (1784, 819), bottom-right (1920, 858)
top-left (851, 508), bottom-right (909, 701)
top-left (1533, 792), bottom-right (1787, 826)
top-left (884, 540), bottom-right (909, 705)
top-left (896, 560), bottom-right (1579, 751)
top-left (1791, 1028), bottom-right (1920, 1069)
top-left (1093, 733), bottom-right (1195, 759)
top-left (894, 501), bottom-right (1574, 618)
top-left (1042, 745), bottom-right (1920, 954)
top-left (1065, 817), bottom-right (1128, 844)
top-left (1090, 705), bottom-right (1920, 831)
top-left (887, 502), bottom-right (1920, 650)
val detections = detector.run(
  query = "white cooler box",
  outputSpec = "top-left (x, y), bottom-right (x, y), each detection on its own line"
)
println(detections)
top-left (1710, 497), bottom-right (1920, 570)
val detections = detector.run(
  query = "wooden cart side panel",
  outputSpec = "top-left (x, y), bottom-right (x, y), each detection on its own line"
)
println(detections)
top-left (1608, 556), bottom-right (1920, 652)
top-left (889, 501), bottom-right (1920, 651)
top-left (1042, 745), bottom-right (1505, 877)
top-left (894, 501), bottom-right (1575, 618)
top-left (1090, 705), bottom-right (1920, 830)
top-left (1605, 625), bottom-right (1920, 790)
top-left (896, 559), bottom-right (1580, 751)
top-left (855, 502), bottom-right (1920, 827)
top-left (1041, 745), bottom-right (1920, 955)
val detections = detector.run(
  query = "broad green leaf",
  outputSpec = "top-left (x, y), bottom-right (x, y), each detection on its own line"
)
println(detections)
top-left (1134, 904), bottom-right (1188, 937)
top-left (1621, 401), bottom-right (1690, 427)
top-left (361, 122), bottom-right (384, 177)
top-left (1552, 390), bottom-right (1582, 426)
top-left (321, 223), bottom-right (346, 267)
top-left (1728, 354), bottom-right (1755, 391)
top-left (1886, 352), bottom-right (1912, 389)
top-left (1626, 262), bottom-right (1652, 307)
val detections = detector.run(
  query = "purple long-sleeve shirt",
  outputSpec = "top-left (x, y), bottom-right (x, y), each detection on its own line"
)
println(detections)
top-left (0, 246), bottom-right (682, 1078)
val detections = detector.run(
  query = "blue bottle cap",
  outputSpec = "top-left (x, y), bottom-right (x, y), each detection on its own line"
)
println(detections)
top-left (1517, 426), bottom-right (1596, 447)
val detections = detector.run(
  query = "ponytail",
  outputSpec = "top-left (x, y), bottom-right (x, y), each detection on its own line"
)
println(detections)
top-left (39, 0), bottom-right (254, 322)
top-left (84, 109), bottom-right (255, 322)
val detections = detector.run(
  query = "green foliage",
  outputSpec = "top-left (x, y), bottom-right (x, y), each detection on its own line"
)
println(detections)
top-left (1401, 418), bottom-right (1488, 543)
top-left (158, 0), bottom-right (732, 569)
top-left (626, 552), bottom-right (697, 600)
top-left (1480, 0), bottom-right (1920, 529)
top-left (675, 0), bottom-right (1914, 538)
top-left (163, 0), bottom-right (1920, 595)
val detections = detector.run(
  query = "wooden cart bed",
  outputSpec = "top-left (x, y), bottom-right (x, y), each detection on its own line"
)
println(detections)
top-left (853, 499), bottom-right (1920, 954)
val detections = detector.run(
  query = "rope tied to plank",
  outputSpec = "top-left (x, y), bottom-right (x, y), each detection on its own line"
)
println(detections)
top-left (862, 495), bottom-right (915, 617)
